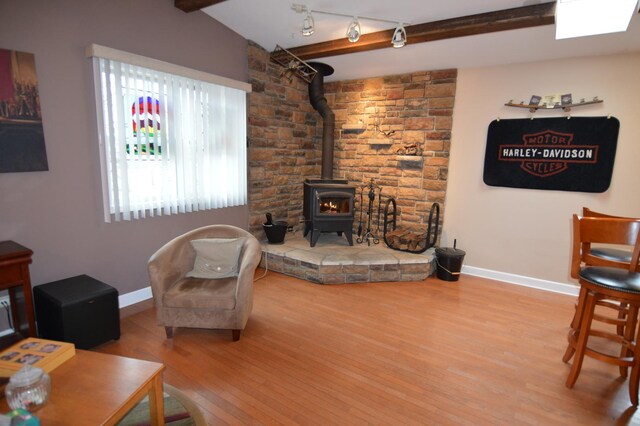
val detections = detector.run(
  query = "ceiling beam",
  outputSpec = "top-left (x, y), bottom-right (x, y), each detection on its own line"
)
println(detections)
top-left (278, 2), bottom-right (556, 61)
top-left (174, 0), bottom-right (227, 13)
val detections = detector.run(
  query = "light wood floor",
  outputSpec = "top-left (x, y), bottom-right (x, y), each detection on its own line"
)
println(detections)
top-left (97, 271), bottom-right (640, 425)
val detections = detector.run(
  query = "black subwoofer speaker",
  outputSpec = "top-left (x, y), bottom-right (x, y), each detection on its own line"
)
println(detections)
top-left (34, 274), bottom-right (120, 349)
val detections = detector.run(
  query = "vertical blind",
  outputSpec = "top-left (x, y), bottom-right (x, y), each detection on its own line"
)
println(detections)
top-left (89, 46), bottom-right (249, 222)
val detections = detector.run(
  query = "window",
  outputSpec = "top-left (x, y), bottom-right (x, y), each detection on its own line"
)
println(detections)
top-left (87, 44), bottom-right (251, 222)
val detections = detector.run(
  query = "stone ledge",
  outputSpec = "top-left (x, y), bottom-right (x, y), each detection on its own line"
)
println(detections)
top-left (260, 233), bottom-right (435, 284)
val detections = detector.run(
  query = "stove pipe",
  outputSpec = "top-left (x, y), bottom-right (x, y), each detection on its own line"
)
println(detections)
top-left (307, 62), bottom-right (335, 180)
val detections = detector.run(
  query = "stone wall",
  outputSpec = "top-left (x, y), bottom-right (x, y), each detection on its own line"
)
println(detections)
top-left (247, 41), bottom-right (456, 241)
top-left (325, 70), bottom-right (455, 237)
top-left (247, 42), bottom-right (320, 237)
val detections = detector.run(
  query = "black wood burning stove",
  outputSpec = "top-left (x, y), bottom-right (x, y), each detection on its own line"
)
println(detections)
top-left (303, 179), bottom-right (355, 247)
top-left (300, 62), bottom-right (356, 247)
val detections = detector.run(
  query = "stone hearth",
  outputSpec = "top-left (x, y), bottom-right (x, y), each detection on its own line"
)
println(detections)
top-left (260, 232), bottom-right (435, 284)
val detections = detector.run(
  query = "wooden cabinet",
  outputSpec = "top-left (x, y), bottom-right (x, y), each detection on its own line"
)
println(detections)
top-left (0, 241), bottom-right (37, 344)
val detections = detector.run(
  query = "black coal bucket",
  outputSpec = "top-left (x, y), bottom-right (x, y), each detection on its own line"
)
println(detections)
top-left (435, 241), bottom-right (465, 281)
top-left (263, 213), bottom-right (287, 244)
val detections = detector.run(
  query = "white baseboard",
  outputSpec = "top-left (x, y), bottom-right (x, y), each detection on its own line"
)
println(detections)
top-left (462, 265), bottom-right (579, 296)
top-left (116, 267), bottom-right (578, 310)
top-left (119, 286), bottom-right (152, 308)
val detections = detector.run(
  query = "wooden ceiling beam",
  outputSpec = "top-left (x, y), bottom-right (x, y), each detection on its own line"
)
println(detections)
top-left (175, 0), bottom-right (227, 13)
top-left (279, 2), bottom-right (556, 61)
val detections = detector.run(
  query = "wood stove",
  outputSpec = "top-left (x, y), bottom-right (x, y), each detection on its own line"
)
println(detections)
top-left (303, 179), bottom-right (355, 247)
top-left (301, 62), bottom-right (355, 247)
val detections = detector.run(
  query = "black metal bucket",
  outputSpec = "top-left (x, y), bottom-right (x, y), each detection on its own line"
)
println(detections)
top-left (263, 222), bottom-right (287, 244)
top-left (435, 246), bottom-right (466, 281)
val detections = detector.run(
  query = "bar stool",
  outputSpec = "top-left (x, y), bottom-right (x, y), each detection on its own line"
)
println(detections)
top-left (583, 207), bottom-right (636, 268)
top-left (563, 215), bottom-right (640, 405)
top-left (581, 208), bottom-right (638, 340)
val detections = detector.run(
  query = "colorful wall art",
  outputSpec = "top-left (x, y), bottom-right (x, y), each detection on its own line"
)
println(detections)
top-left (0, 48), bottom-right (48, 173)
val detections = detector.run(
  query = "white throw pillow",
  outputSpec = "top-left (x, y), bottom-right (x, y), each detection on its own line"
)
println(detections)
top-left (186, 238), bottom-right (245, 279)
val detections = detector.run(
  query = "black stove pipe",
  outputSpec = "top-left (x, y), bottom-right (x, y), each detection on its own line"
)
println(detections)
top-left (307, 62), bottom-right (335, 180)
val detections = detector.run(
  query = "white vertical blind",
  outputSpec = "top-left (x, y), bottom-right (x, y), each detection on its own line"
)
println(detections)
top-left (90, 53), bottom-right (248, 222)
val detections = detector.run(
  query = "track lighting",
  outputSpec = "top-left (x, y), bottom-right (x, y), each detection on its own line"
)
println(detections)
top-left (292, 3), bottom-right (409, 47)
top-left (346, 17), bottom-right (361, 43)
top-left (302, 10), bottom-right (314, 36)
top-left (392, 24), bottom-right (406, 48)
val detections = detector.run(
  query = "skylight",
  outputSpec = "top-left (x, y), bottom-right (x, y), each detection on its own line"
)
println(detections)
top-left (555, 0), bottom-right (638, 39)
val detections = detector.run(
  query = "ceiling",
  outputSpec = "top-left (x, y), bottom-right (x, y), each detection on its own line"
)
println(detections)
top-left (202, 0), bottom-right (640, 82)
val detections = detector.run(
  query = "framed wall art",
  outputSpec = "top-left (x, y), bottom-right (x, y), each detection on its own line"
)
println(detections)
top-left (0, 48), bottom-right (48, 173)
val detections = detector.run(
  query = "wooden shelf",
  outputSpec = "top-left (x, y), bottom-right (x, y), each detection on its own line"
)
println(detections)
top-left (368, 138), bottom-right (393, 146)
top-left (505, 99), bottom-right (603, 113)
top-left (341, 123), bottom-right (366, 130)
top-left (341, 123), bottom-right (366, 135)
top-left (397, 155), bottom-right (423, 162)
top-left (396, 155), bottom-right (423, 169)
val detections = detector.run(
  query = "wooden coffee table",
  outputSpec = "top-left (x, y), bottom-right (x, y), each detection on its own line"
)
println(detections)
top-left (0, 350), bottom-right (165, 425)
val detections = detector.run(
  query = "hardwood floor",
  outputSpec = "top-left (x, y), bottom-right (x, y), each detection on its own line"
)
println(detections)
top-left (97, 271), bottom-right (640, 425)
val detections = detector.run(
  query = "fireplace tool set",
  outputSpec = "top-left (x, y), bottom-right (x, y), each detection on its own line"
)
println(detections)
top-left (356, 178), bottom-right (384, 246)
top-left (355, 178), bottom-right (441, 253)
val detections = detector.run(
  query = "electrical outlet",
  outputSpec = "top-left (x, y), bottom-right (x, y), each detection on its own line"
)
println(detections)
top-left (0, 295), bottom-right (9, 307)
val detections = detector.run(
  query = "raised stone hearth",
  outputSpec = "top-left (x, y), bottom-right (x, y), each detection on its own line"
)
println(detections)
top-left (260, 233), bottom-right (435, 284)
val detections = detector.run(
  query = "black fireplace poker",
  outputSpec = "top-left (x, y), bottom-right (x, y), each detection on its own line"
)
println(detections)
top-left (357, 178), bottom-right (383, 246)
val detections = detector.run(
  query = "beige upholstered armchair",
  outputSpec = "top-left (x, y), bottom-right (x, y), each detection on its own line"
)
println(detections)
top-left (147, 225), bottom-right (262, 341)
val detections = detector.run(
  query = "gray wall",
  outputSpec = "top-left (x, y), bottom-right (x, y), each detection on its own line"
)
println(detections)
top-left (0, 0), bottom-right (250, 295)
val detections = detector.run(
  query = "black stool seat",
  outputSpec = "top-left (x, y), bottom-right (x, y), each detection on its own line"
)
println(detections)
top-left (580, 267), bottom-right (640, 293)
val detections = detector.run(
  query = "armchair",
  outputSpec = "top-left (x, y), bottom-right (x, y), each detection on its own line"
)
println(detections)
top-left (147, 225), bottom-right (262, 341)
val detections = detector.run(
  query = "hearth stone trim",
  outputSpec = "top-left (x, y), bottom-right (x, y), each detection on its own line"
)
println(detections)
top-left (260, 238), bottom-right (435, 284)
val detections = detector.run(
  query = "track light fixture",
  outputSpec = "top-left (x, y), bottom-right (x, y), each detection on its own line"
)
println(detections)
top-left (346, 17), bottom-right (361, 43)
top-left (302, 10), bottom-right (314, 36)
top-left (392, 24), bottom-right (406, 48)
top-left (292, 3), bottom-right (409, 47)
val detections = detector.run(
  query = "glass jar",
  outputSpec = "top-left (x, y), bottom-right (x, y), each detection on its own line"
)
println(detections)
top-left (4, 364), bottom-right (51, 411)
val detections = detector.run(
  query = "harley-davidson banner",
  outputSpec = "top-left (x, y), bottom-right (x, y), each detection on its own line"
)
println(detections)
top-left (483, 117), bottom-right (619, 193)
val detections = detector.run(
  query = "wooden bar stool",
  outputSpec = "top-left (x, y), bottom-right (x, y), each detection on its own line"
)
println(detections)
top-left (580, 208), bottom-right (638, 341)
top-left (563, 215), bottom-right (640, 405)
top-left (583, 207), bottom-right (637, 268)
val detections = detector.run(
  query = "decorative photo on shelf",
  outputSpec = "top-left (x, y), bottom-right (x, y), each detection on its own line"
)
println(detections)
top-left (542, 94), bottom-right (561, 108)
top-left (561, 93), bottom-right (573, 106)
top-left (529, 95), bottom-right (542, 106)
